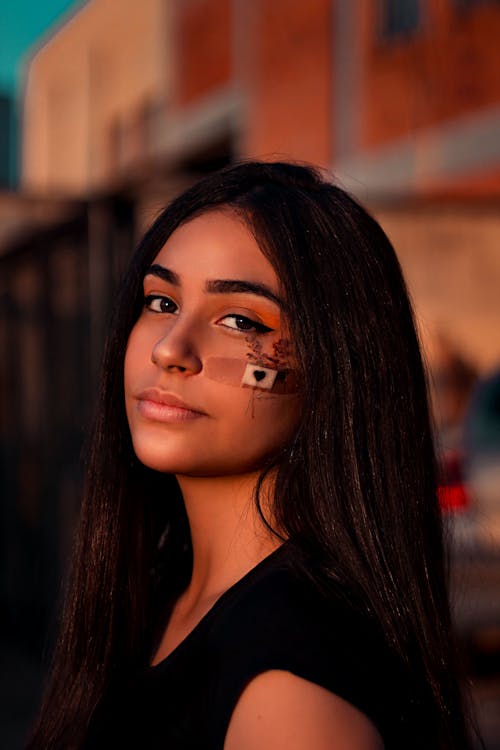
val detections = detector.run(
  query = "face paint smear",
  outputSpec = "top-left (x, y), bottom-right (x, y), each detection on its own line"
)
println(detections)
top-left (204, 357), bottom-right (298, 394)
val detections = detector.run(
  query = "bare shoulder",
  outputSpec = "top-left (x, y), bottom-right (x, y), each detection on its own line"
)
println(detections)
top-left (224, 669), bottom-right (384, 750)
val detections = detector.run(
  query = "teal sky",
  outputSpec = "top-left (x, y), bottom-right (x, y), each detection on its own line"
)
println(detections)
top-left (0, 0), bottom-right (84, 94)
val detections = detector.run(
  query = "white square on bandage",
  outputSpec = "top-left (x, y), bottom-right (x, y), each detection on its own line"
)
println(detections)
top-left (241, 363), bottom-right (278, 390)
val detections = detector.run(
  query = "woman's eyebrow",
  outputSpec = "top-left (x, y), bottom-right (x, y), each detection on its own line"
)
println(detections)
top-left (144, 264), bottom-right (180, 285)
top-left (144, 265), bottom-right (283, 308)
top-left (206, 279), bottom-right (283, 308)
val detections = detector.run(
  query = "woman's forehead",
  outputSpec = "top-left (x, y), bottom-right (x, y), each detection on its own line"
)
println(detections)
top-left (152, 210), bottom-right (278, 290)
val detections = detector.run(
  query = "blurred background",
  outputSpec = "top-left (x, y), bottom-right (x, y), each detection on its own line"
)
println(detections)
top-left (1, 0), bottom-right (500, 747)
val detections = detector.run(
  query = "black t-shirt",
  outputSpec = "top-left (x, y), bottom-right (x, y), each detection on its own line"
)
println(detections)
top-left (86, 542), bottom-right (433, 749)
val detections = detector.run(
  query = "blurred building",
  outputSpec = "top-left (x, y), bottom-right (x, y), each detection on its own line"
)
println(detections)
top-left (22, 0), bottom-right (172, 197)
top-left (21, 0), bottom-right (500, 195)
top-left (21, 0), bottom-right (332, 199)
top-left (16, 0), bottom-right (500, 360)
top-left (2, 4), bottom-right (500, 743)
top-left (334, 0), bottom-right (500, 195)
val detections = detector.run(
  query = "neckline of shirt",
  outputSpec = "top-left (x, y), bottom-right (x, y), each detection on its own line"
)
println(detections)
top-left (148, 540), bottom-right (291, 672)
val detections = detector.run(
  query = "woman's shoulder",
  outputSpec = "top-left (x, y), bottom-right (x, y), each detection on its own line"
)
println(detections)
top-left (224, 669), bottom-right (385, 750)
top-left (206, 542), bottom-right (418, 748)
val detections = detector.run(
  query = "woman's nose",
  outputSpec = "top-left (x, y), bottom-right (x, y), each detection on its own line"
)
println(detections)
top-left (151, 319), bottom-right (203, 374)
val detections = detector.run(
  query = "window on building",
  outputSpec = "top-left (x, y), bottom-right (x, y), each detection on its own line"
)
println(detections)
top-left (378, 0), bottom-right (421, 39)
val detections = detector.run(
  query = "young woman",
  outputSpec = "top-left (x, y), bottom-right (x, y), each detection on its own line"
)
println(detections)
top-left (28, 162), bottom-right (474, 749)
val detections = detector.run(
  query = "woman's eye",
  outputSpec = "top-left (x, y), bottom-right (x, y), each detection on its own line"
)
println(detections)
top-left (219, 314), bottom-right (273, 333)
top-left (144, 295), bottom-right (178, 314)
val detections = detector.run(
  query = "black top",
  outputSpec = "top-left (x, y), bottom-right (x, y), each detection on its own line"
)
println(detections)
top-left (86, 542), bottom-right (433, 749)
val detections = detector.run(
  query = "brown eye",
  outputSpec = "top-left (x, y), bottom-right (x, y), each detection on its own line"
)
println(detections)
top-left (144, 295), bottom-right (178, 314)
top-left (218, 314), bottom-right (273, 333)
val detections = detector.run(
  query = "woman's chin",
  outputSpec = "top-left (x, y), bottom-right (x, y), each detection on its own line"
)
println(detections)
top-left (132, 445), bottom-right (269, 477)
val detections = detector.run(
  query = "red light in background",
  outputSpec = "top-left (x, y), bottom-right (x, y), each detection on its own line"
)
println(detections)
top-left (438, 483), bottom-right (469, 512)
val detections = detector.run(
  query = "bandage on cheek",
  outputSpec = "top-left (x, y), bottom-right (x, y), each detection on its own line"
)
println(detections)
top-left (204, 357), bottom-right (298, 394)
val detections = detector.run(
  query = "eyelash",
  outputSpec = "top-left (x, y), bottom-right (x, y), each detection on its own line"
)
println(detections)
top-left (143, 295), bottom-right (274, 334)
top-left (221, 315), bottom-right (273, 334)
top-left (144, 294), bottom-right (178, 315)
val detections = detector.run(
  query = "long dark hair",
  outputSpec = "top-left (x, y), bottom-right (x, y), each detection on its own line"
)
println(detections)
top-left (28, 162), bottom-right (473, 748)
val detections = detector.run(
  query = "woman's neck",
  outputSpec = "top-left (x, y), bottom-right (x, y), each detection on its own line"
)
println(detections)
top-left (175, 471), bottom-right (282, 609)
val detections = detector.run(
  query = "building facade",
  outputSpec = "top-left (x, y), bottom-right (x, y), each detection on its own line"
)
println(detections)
top-left (19, 0), bottom-right (500, 369)
top-left (21, 0), bottom-right (500, 198)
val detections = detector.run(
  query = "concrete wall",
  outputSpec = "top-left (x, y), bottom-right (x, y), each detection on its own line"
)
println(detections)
top-left (374, 201), bottom-right (500, 373)
top-left (22, 0), bottom-right (172, 195)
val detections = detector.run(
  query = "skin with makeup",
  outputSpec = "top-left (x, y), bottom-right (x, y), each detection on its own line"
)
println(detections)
top-left (124, 209), bottom-right (379, 749)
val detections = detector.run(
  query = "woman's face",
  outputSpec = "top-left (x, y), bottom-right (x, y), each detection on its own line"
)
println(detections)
top-left (124, 209), bottom-right (301, 476)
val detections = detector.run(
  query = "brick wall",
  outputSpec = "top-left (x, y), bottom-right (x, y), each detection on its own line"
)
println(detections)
top-left (238, 0), bottom-right (332, 166)
top-left (359, 0), bottom-right (500, 149)
top-left (174, 0), bottom-right (232, 107)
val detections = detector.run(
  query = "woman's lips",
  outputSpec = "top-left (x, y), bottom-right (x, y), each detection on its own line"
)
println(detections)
top-left (136, 389), bottom-right (207, 423)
